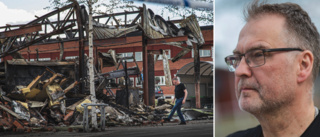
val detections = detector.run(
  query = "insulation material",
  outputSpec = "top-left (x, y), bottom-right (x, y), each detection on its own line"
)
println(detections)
top-left (75, 99), bottom-right (97, 113)
top-left (12, 100), bottom-right (30, 121)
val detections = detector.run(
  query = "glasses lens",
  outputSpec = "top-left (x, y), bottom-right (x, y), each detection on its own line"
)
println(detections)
top-left (225, 56), bottom-right (240, 72)
top-left (246, 50), bottom-right (265, 67)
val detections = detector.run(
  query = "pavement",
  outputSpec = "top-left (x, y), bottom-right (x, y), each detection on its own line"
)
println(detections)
top-left (1, 120), bottom-right (213, 137)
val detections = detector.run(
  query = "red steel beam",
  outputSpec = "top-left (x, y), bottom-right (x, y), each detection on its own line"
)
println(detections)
top-left (142, 4), bottom-right (149, 106)
top-left (0, 24), bottom-right (42, 39)
top-left (146, 36), bottom-right (188, 45)
top-left (89, 37), bottom-right (127, 46)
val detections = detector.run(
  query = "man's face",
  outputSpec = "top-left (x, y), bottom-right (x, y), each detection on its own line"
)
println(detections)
top-left (172, 80), bottom-right (178, 85)
top-left (234, 14), bottom-right (299, 114)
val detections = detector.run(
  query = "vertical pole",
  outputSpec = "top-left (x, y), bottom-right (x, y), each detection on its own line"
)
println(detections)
top-left (88, 0), bottom-right (97, 129)
top-left (194, 44), bottom-right (201, 108)
top-left (58, 37), bottom-right (64, 61)
top-left (36, 48), bottom-right (39, 61)
top-left (27, 47), bottom-right (30, 61)
top-left (125, 11), bottom-right (127, 27)
top-left (142, 4), bottom-right (149, 106)
top-left (162, 50), bottom-right (172, 86)
top-left (124, 60), bottom-right (129, 108)
top-left (148, 52), bottom-right (155, 106)
top-left (75, 4), bottom-right (85, 94)
top-left (94, 46), bottom-right (98, 72)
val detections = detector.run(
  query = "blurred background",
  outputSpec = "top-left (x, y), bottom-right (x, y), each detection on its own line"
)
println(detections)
top-left (215, 0), bottom-right (320, 136)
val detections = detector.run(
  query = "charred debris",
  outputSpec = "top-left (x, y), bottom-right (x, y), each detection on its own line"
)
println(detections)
top-left (0, 0), bottom-right (212, 133)
top-left (0, 54), bottom-right (176, 133)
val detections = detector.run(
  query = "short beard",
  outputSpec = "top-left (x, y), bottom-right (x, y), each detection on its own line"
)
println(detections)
top-left (238, 79), bottom-right (295, 115)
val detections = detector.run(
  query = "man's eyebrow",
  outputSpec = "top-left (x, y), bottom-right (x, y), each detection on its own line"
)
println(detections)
top-left (232, 45), bottom-right (267, 54)
top-left (232, 50), bottom-right (241, 55)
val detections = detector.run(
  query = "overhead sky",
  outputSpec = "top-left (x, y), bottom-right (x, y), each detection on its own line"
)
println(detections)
top-left (0, 0), bottom-right (163, 26)
top-left (215, 0), bottom-right (320, 69)
top-left (0, 0), bottom-right (49, 26)
top-left (0, 0), bottom-right (212, 27)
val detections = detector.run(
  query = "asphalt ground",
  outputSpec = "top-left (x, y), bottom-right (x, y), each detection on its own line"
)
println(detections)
top-left (1, 119), bottom-right (213, 137)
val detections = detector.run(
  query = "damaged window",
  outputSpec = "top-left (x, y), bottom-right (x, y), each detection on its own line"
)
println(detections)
top-left (38, 58), bottom-right (51, 61)
top-left (192, 49), bottom-right (211, 57)
top-left (155, 50), bottom-right (171, 60)
top-left (135, 52), bottom-right (142, 61)
top-left (155, 76), bottom-right (166, 86)
top-left (119, 52), bottom-right (133, 62)
top-left (65, 56), bottom-right (78, 60)
top-left (200, 50), bottom-right (211, 57)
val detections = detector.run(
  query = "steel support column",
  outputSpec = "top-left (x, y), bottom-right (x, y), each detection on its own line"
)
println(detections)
top-left (74, 3), bottom-right (86, 93)
top-left (142, 4), bottom-right (149, 105)
top-left (142, 35), bottom-right (149, 106)
top-left (194, 44), bottom-right (201, 108)
top-left (148, 52), bottom-right (155, 106)
top-left (124, 61), bottom-right (130, 108)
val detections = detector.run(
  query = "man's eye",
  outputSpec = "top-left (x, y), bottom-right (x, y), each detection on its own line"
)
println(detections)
top-left (254, 53), bottom-right (263, 57)
top-left (250, 51), bottom-right (264, 58)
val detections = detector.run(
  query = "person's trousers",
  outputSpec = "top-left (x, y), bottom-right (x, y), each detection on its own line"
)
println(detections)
top-left (167, 98), bottom-right (185, 123)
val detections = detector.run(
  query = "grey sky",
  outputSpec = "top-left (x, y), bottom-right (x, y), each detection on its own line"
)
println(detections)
top-left (0, 0), bottom-right (212, 26)
top-left (2, 0), bottom-right (50, 12)
top-left (215, 0), bottom-right (320, 69)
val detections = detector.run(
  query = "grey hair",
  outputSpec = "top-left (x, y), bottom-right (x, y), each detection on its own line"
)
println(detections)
top-left (172, 77), bottom-right (180, 81)
top-left (244, 0), bottom-right (320, 81)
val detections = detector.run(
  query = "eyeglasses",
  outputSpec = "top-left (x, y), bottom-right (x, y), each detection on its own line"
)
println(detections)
top-left (225, 48), bottom-right (303, 72)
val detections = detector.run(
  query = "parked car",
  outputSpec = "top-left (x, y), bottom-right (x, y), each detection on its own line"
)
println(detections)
top-left (139, 86), bottom-right (164, 99)
top-left (155, 86), bottom-right (164, 99)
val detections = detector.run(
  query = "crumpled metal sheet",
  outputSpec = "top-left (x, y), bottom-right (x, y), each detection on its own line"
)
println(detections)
top-left (180, 14), bottom-right (205, 45)
top-left (12, 100), bottom-right (30, 121)
top-left (92, 22), bottom-right (139, 39)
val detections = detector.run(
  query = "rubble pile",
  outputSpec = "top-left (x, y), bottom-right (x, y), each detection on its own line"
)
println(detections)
top-left (0, 66), bottom-right (175, 133)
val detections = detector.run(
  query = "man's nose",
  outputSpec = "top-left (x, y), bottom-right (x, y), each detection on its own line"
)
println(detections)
top-left (235, 57), bottom-right (252, 78)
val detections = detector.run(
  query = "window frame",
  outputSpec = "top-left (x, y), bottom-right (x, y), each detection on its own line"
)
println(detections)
top-left (155, 76), bottom-right (166, 86)
top-left (119, 52), bottom-right (134, 62)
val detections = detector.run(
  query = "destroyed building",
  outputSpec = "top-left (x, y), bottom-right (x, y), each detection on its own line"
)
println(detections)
top-left (0, 0), bottom-right (213, 132)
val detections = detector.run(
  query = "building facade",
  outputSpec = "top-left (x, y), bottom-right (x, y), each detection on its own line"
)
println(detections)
top-left (3, 26), bottom-right (213, 97)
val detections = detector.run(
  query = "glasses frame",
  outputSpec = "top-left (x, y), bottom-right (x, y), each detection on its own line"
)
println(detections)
top-left (225, 48), bottom-right (304, 72)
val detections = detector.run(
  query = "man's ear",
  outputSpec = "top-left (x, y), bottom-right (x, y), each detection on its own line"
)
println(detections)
top-left (297, 50), bottom-right (313, 83)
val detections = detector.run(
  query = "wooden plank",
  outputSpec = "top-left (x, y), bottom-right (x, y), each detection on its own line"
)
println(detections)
top-left (0, 24), bottom-right (42, 39)
top-left (171, 48), bottom-right (191, 62)
top-left (130, 14), bottom-right (141, 25)
top-left (0, 104), bottom-right (23, 119)
top-left (112, 16), bottom-right (120, 26)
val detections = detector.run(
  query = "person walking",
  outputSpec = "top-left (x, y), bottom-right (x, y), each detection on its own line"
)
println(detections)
top-left (164, 77), bottom-right (188, 125)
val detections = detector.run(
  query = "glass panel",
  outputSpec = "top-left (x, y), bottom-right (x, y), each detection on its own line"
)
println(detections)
top-left (135, 52), bottom-right (142, 61)
top-left (155, 76), bottom-right (166, 86)
top-left (200, 50), bottom-right (211, 57)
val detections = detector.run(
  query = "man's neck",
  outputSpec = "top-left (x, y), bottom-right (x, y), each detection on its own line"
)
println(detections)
top-left (255, 101), bottom-right (315, 137)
